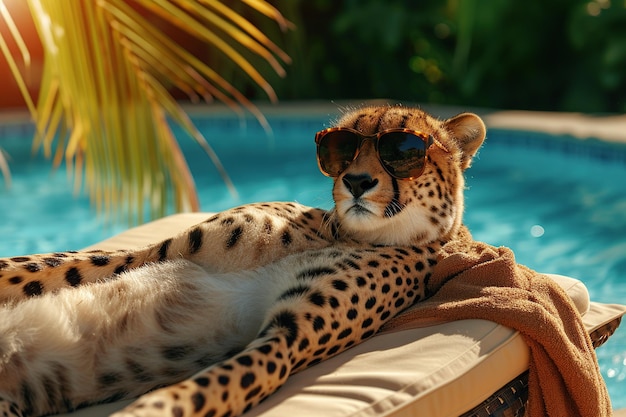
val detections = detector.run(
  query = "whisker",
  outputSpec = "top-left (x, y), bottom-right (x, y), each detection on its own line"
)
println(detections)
top-left (320, 209), bottom-right (341, 238)
top-left (384, 200), bottom-right (405, 218)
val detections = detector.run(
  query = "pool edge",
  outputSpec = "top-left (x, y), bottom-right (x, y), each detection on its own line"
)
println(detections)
top-left (2, 101), bottom-right (625, 145)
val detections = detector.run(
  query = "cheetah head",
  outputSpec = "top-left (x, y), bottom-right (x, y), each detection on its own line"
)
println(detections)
top-left (323, 105), bottom-right (485, 246)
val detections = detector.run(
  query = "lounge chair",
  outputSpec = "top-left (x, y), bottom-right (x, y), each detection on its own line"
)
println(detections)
top-left (54, 213), bottom-right (625, 417)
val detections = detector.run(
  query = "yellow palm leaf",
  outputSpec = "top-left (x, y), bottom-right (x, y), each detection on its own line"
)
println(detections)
top-left (0, 0), bottom-right (290, 222)
top-left (0, 148), bottom-right (10, 189)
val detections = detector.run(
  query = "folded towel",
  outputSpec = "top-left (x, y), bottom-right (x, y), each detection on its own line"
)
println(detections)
top-left (382, 227), bottom-right (612, 417)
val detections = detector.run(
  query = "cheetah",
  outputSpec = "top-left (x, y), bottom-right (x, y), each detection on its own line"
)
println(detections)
top-left (0, 105), bottom-right (486, 417)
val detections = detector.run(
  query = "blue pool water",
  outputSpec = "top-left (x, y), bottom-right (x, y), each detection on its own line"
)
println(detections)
top-left (1, 111), bottom-right (626, 408)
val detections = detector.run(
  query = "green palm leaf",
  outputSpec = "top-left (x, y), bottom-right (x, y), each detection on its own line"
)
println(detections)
top-left (0, 0), bottom-right (290, 223)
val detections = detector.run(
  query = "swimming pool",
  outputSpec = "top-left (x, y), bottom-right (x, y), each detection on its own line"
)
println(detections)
top-left (1, 109), bottom-right (625, 408)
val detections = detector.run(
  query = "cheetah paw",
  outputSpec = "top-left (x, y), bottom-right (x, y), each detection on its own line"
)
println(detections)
top-left (110, 394), bottom-right (175, 417)
top-left (0, 399), bottom-right (24, 417)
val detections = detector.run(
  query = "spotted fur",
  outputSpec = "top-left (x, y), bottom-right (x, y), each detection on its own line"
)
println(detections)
top-left (0, 105), bottom-right (485, 417)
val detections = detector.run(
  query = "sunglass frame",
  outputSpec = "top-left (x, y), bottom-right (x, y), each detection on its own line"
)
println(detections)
top-left (314, 127), bottom-right (440, 180)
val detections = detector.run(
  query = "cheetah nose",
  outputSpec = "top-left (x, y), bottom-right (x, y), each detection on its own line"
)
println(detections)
top-left (342, 174), bottom-right (379, 198)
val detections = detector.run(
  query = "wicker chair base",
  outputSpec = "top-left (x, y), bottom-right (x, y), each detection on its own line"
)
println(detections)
top-left (460, 316), bottom-right (622, 417)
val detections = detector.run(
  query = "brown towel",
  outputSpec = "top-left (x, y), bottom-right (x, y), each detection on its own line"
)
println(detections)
top-left (382, 227), bottom-right (612, 417)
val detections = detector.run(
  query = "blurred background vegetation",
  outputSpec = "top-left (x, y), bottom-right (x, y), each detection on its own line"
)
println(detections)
top-left (217, 0), bottom-right (626, 113)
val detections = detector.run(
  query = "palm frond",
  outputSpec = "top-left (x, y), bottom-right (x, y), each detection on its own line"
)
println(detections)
top-left (0, 0), bottom-right (290, 223)
top-left (0, 148), bottom-right (10, 189)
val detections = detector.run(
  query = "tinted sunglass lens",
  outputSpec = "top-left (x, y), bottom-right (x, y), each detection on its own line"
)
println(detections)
top-left (318, 131), bottom-right (360, 176)
top-left (378, 132), bottom-right (427, 178)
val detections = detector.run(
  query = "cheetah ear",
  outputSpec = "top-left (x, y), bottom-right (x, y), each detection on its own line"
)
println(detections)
top-left (444, 113), bottom-right (486, 170)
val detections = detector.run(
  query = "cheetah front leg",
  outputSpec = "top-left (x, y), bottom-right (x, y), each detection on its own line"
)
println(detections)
top-left (177, 203), bottom-right (337, 273)
top-left (114, 244), bottom-right (436, 417)
top-left (115, 335), bottom-right (291, 417)
top-left (0, 203), bottom-right (335, 302)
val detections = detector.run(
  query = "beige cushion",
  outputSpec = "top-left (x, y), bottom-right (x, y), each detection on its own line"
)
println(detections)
top-left (55, 213), bottom-right (625, 417)
top-left (83, 213), bottom-right (212, 251)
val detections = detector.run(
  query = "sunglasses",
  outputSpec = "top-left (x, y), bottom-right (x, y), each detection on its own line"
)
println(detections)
top-left (315, 127), bottom-right (442, 180)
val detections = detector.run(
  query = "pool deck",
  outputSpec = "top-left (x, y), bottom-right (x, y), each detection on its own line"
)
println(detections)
top-left (183, 100), bottom-right (626, 146)
top-left (482, 109), bottom-right (626, 144)
top-left (2, 100), bottom-right (626, 145)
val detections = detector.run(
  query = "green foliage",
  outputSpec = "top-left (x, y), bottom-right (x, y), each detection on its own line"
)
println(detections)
top-left (235, 0), bottom-right (626, 112)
